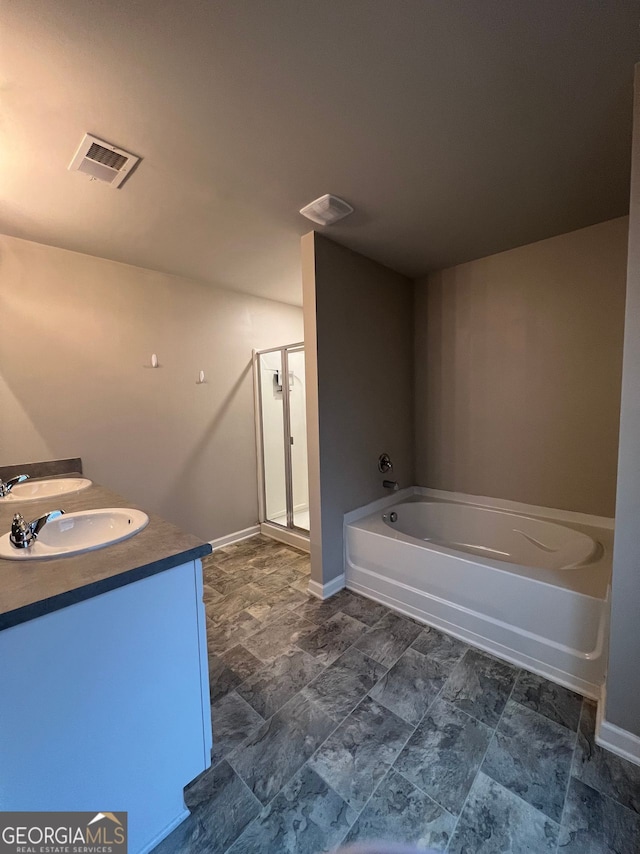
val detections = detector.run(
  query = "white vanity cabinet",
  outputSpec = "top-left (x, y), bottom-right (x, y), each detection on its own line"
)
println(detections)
top-left (0, 559), bottom-right (211, 854)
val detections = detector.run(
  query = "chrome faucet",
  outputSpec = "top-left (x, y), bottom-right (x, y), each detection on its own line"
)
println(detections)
top-left (0, 474), bottom-right (30, 498)
top-left (383, 480), bottom-right (399, 491)
top-left (10, 510), bottom-right (65, 549)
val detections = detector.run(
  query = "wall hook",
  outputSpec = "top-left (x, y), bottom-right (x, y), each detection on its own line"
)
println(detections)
top-left (196, 370), bottom-right (206, 384)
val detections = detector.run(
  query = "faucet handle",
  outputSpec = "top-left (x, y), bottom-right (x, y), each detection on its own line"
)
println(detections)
top-left (9, 509), bottom-right (65, 549)
top-left (378, 453), bottom-right (393, 474)
top-left (10, 514), bottom-right (32, 549)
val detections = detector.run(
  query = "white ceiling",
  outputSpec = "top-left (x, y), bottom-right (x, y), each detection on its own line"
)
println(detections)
top-left (1, 1), bottom-right (638, 305)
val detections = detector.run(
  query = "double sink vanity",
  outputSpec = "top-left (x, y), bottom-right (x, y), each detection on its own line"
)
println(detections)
top-left (0, 458), bottom-right (213, 854)
top-left (0, 475), bottom-right (149, 560)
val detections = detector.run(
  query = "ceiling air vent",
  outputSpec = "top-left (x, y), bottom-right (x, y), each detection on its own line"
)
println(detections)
top-left (299, 194), bottom-right (354, 226)
top-left (68, 133), bottom-right (141, 188)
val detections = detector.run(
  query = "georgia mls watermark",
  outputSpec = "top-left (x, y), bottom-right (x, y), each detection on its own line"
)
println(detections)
top-left (0, 813), bottom-right (127, 854)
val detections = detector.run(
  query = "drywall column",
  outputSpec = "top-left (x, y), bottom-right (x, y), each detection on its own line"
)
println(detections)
top-left (605, 65), bottom-right (640, 745)
top-left (302, 234), bottom-right (324, 584)
top-left (302, 232), bottom-right (414, 592)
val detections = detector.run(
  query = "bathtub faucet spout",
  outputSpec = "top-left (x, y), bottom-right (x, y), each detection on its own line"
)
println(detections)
top-left (383, 480), bottom-right (399, 491)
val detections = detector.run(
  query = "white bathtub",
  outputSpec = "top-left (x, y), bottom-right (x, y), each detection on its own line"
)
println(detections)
top-left (345, 489), bottom-right (613, 698)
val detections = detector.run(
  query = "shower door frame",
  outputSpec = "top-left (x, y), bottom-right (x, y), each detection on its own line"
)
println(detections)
top-left (253, 342), bottom-right (308, 534)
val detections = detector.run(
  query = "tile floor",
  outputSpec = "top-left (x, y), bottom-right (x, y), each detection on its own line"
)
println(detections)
top-left (154, 536), bottom-right (640, 854)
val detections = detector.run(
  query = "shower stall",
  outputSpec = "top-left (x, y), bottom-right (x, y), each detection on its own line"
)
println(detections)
top-left (253, 343), bottom-right (309, 541)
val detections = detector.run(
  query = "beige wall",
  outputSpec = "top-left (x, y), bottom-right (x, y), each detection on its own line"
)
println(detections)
top-left (303, 233), bottom-right (414, 585)
top-left (0, 235), bottom-right (303, 541)
top-left (414, 217), bottom-right (628, 517)
top-left (607, 67), bottom-right (640, 738)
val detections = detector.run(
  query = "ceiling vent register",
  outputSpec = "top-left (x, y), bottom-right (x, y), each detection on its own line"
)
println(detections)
top-left (68, 133), bottom-right (140, 188)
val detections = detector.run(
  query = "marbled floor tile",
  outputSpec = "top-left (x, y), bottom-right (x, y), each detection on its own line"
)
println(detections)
top-left (235, 565), bottom-right (288, 585)
top-left (213, 542), bottom-right (251, 559)
top-left (287, 555), bottom-right (311, 574)
top-left (214, 540), bottom-right (263, 565)
top-left (302, 647), bottom-right (387, 723)
top-left (558, 777), bottom-right (640, 854)
top-left (247, 548), bottom-right (301, 572)
top-left (482, 699), bottom-right (575, 822)
top-left (511, 670), bottom-right (583, 731)
top-left (342, 768), bottom-right (456, 852)
top-left (214, 551), bottom-right (270, 575)
top-left (336, 592), bottom-right (389, 627)
top-left (411, 625), bottom-right (468, 670)
top-left (256, 565), bottom-right (304, 594)
top-left (354, 612), bottom-right (423, 668)
top-left (448, 772), bottom-right (559, 854)
top-left (229, 692), bottom-right (336, 805)
top-left (216, 557), bottom-right (258, 576)
top-left (242, 612), bottom-right (316, 662)
top-left (227, 765), bottom-right (354, 854)
top-left (150, 809), bottom-right (210, 854)
top-left (369, 647), bottom-right (447, 725)
top-left (296, 611), bottom-right (369, 665)
top-left (207, 583), bottom-right (265, 625)
top-left (182, 760), bottom-right (261, 854)
top-left (440, 648), bottom-right (518, 727)
top-left (572, 700), bottom-right (640, 815)
top-left (290, 574), bottom-right (311, 594)
top-left (245, 586), bottom-right (306, 624)
top-left (394, 697), bottom-right (492, 815)
top-left (225, 534), bottom-right (269, 552)
top-left (206, 571), bottom-right (250, 596)
top-left (206, 610), bottom-right (262, 655)
top-left (203, 562), bottom-right (232, 587)
top-left (309, 696), bottom-right (414, 812)
top-left (211, 690), bottom-right (265, 764)
top-left (236, 647), bottom-right (325, 718)
top-left (202, 582), bottom-right (223, 606)
top-left (208, 643), bottom-right (263, 703)
top-left (297, 589), bottom-right (354, 625)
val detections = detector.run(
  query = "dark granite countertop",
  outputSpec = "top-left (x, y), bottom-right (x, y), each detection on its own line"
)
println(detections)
top-left (0, 481), bottom-right (212, 631)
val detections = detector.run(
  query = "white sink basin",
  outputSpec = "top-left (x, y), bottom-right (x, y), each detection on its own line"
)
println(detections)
top-left (0, 508), bottom-right (149, 560)
top-left (2, 477), bottom-right (92, 502)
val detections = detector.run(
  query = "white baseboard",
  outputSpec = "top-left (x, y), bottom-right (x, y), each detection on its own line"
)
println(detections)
top-left (308, 573), bottom-right (346, 601)
top-left (260, 522), bottom-right (310, 553)
top-left (209, 525), bottom-right (261, 550)
top-left (596, 688), bottom-right (640, 766)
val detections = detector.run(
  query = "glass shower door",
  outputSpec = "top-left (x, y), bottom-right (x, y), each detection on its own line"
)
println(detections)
top-left (256, 343), bottom-right (309, 533)
top-left (287, 347), bottom-right (309, 531)
top-left (258, 349), bottom-right (288, 527)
